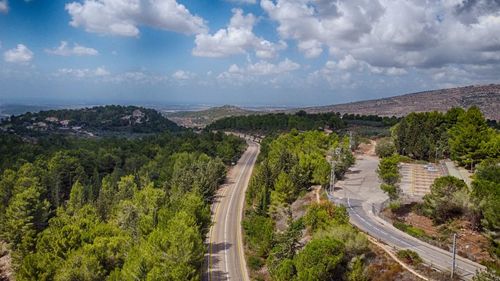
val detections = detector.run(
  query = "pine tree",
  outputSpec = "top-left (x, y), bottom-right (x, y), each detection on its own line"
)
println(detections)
top-left (449, 106), bottom-right (492, 167)
top-left (5, 184), bottom-right (49, 261)
top-left (67, 180), bottom-right (85, 212)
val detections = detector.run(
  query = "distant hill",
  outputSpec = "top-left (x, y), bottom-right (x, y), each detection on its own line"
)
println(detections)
top-left (303, 84), bottom-right (500, 120)
top-left (0, 105), bottom-right (180, 137)
top-left (166, 105), bottom-right (261, 128)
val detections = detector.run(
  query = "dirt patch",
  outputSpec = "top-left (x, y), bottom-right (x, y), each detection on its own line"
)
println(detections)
top-left (403, 212), bottom-right (439, 237)
top-left (366, 244), bottom-right (421, 281)
top-left (451, 220), bottom-right (493, 263)
top-left (357, 140), bottom-right (377, 156)
top-left (275, 188), bottom-right (317, 232)
top-left (384, 205), bottom-right (496, 265)
top-left (0, 242), bottom-right (12, 281)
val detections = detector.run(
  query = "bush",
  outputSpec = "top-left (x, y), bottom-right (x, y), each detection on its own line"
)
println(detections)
top-left (294, 237), bottom-right (345, 280)
top-left (375, 138), bottom-right (396, 158)
top-left (388, 200), bottom-right (402, 212)
top-left (242, 212), bottom-right (274, 258)
top-left (381, 184), bottom-right (398, 200)
top-left (304, 202), bottom-right (349, 233)
top-left (247, 255), bottom-right (265, 271)
top-left (0, 241), bottom-right (8, 257)
top-left (423, 176), bottom-right (469, 223)
top-left (396, 249), bottom-right (422, 265)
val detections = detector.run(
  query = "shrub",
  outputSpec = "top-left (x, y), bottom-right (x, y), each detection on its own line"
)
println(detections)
top-left (423, 176), bottom-right (469, 223)
top-left (375, 138), bottom-right (396, 158)
top-left (381, 184), bottom-right (398, 200)
top-left (388, 200), bottom-right (402, 211)
top-left (304, 202), bottom-right (349, 233)
top-left (247, 255), bottom-right (265, 271)
top-left (396, 249), bottom-right (422, 265)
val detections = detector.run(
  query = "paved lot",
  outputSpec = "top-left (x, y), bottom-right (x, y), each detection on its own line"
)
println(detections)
top-left (400, 163), bottom-right (446, 200)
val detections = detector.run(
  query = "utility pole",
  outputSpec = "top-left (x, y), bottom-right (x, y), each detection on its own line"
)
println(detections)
top-left (328, 148), bottom-right (341, 196)
top-left (451, 233), bottom-right (457, 279)
top-left (349, 131), bottom-right (354, 151)
top-left (329, 159), bottom-right (336, 196)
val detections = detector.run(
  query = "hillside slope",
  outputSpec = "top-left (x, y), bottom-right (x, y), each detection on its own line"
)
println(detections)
top-left (0, 105), bottom-right (180, 137)
top-left (166, 105), bottom-right (259, 128)
top-left (304, 84), bottom-right (500, 120)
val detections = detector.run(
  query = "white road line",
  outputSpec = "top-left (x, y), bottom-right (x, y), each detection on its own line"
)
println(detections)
top-left (223, 144), bottom-right (253, 279)
top-left (346, 197), bottom-right (477, 276)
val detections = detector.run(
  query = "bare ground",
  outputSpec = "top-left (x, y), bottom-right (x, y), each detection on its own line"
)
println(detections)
top-left (0, 242), bottom-right (12, 281)
top-left (384, 206), bottom-right (496, 265)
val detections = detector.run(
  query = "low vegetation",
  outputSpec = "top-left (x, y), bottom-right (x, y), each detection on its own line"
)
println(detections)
top-left (396, 250), bottom-right (422, 266)
top-left (393, 221), bottom-right (430, 241)
top-left (375, 137), bottom-right (396, 158)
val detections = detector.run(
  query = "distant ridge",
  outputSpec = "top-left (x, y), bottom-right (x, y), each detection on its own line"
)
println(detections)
top-left (303, 84), bottom-right (500, 120)
top-left (166, 105), bottom-right (258, 128)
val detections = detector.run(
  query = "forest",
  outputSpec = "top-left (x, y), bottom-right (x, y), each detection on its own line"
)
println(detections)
top-left (392, 106), bottom-right (498, 163)
top-left (0, 116), bottom-right (245, 280)
top-left (207, 111), bottom-right (399, 134)
top-left (1, 105), bottom-right (180, 136)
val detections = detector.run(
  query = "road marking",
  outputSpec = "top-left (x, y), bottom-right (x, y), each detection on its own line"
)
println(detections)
top-left (346, 197), bottom-right (477, 276)
top-left (208, 146), bottom-right (251, 281)
top-left (224, 148), bottom-right (250, 277)
top-left (206, 141), bottom-right (257, 281)
top-left (208, 177), bottom-right (231, 281)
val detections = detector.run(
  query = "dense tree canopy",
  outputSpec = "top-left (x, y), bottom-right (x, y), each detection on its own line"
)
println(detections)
top-left (208, 111), bottom-right (399, 134)
top-left (0, 125), bottom-right (245, 280)
top-left (393, 107), bottom-right (499, 163)
top-left (2, 105), bottom-right (180, 136)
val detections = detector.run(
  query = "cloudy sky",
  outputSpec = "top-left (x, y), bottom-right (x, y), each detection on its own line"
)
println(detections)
top-left (1, 0), bottom-right (499, 106)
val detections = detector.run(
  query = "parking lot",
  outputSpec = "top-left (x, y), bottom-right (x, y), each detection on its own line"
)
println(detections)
top-left (399, 162), bottom-right (447, 200)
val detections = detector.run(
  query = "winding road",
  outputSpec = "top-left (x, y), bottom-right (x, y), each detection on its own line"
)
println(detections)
top-left (204, 139), bottom-right (259, 281)
top-left (330, 154), bottom-right (485, 280)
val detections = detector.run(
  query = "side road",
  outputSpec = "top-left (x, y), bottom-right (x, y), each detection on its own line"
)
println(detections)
top-left (331, 154), bottom-right (485, 281)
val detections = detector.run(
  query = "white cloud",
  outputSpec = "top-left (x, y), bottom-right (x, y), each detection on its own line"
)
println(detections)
top-left (0, 0), bottom-right (8, 13)
top-left (45, 41), bottom-right (99, 56)
top-left (65, 0), bottom-right (207, 37)
top-left (227, 0), bottom-right (256, 4)
top-left (217, 58), bottom-right (300, 86)
top-left (262, 0), bottom-right (500, 72)
top-left (4, 44), bottom-right (34, 64)
top-left (337, 54), bottom-right (359, 70)
top-left (193, 8), bottom-right (286, 58)
top-left (56, 66), bottom-right (110, 78)
top-left (172, 70), bottom-right (195, 80)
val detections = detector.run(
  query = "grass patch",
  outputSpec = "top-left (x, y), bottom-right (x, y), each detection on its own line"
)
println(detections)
top-left (393, 221), bottom-right (430, 240)
top-left (396, 249), bottom-right (422, 265)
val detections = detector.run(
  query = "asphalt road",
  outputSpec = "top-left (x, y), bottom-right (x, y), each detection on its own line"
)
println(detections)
top-left (204, 139), bottom-right (259, 281)
top-left (331, 154), bottom-right (485, 280)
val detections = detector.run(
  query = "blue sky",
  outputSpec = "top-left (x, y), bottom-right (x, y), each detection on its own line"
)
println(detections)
top-left (1, 0), bottom-right (500, 107)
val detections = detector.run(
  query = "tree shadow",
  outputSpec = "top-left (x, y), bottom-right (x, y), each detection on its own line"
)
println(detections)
top-left (203, 242), bottom-right (233, 281)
